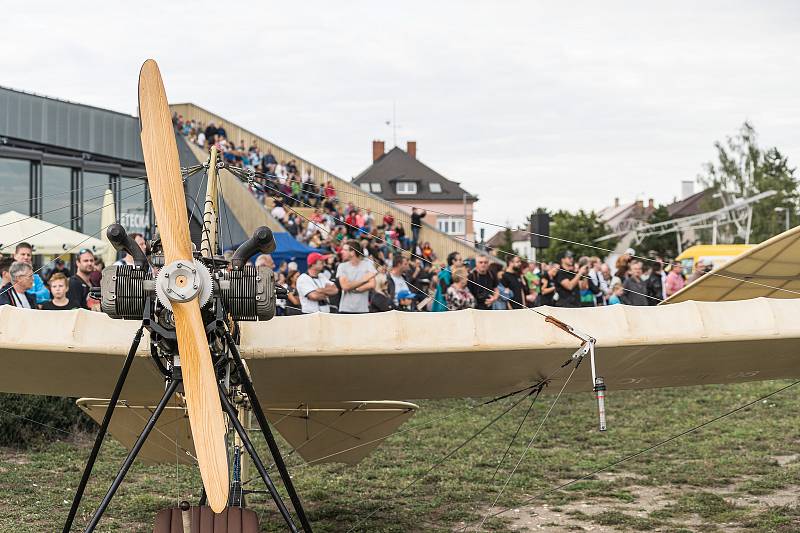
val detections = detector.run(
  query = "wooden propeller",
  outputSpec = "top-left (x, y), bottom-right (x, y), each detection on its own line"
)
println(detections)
top-left (138, 59), bottom-right (229, 513)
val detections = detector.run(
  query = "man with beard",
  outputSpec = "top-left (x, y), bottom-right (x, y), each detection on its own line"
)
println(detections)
top-left (554, 251), bottom-right (587, 308)
top-left (67, 249), bottom-right (95, 309)
top-left (501, 255), bottom-right (528, 309)
top-left (468, 254), bottom-right (499, 310)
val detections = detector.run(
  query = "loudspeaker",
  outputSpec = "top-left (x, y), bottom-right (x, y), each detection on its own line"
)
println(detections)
top-left (530, 213), bottom-right (550, 249)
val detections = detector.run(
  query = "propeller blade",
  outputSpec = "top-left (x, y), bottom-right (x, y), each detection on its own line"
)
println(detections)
top-left (138, 59), bottom-right (229, 513)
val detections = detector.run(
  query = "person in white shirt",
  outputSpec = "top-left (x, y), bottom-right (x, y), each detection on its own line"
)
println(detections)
top-left (297, 252), bottom-right (339, 313)
top-left (270, 202), bottom-right (287, 220)
top-left (336, 240), bottom-right (377, 314)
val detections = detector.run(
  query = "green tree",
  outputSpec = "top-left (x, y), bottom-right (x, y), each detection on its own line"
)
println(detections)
top-left (496, 227), bottom-right (515, 261)
top-left (638, 205), bottom-right (678, 258)
top-left (537, 209), bottom-right (617, 263)
top-left (698, 122), bottom-right (798, 243)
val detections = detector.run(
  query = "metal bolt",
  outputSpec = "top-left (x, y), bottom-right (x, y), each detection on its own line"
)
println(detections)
top-left (164, 272), bottom-right (170, 278)
top-left (177, 263), bottom-right (184, 269)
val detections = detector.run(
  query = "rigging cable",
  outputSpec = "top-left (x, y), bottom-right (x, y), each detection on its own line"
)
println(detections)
top-left (482, 378), bottom-right (800, 524)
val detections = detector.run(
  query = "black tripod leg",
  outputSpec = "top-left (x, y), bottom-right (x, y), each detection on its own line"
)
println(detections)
top-left (83, 378), bottom-right (180, 533)
top-left (218, 384), bottom-right (299, 533)
top-left (223, 330), bottom-right (313, 532)
top-left (63, 325), bottom-right (145, 533)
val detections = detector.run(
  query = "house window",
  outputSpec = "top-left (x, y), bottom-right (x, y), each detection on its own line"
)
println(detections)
top-left (360, 182), bottom-right (383, 193)
top-left (429, 183), bottom-right (442, 193)
top-left (437, 217), bottom-right (466, 235)
top-left (395, 181), bottom-right (417, 195)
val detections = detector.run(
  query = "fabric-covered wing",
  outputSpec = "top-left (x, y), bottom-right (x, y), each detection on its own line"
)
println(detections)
top-left (76, 399), bottom-right (416, 466)
top-left (663, 225), bottom-right (800, 304)
top-left (2, 299), bottom-right (800, 404)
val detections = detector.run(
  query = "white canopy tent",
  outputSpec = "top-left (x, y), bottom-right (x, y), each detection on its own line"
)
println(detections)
top-left (0, 210), bottom-right (108, 256)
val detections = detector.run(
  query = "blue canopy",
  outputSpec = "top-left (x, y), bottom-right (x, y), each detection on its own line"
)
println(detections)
top-left (228, 232), bottom-right (322, 273)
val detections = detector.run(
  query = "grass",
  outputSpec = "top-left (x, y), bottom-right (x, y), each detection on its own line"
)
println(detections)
top-left (2, 380), bottom-right (800, 531)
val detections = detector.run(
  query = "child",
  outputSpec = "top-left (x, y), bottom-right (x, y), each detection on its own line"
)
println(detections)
top-left (607, 281), bottom-right (624, 305)
top-left (40, 273), bottom-right (77, 310)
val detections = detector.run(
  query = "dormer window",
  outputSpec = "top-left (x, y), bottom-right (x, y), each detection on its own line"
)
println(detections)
top-left (429, 183), bottom-right (442, 193)
top-left (396, 181), bottom-right (417, 195)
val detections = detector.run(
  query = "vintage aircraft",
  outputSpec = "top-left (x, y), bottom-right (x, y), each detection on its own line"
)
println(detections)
top-left (0, 60), bottom-right (799, 532)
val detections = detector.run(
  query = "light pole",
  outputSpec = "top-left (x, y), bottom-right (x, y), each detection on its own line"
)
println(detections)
top-left (775, 207), bottom-right (791, 232)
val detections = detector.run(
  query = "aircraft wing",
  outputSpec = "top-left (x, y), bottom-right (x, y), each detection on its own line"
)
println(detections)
top-left (663, 225), bottom-right (800, 304)
top-left (2, 299), bottom-right (799, 403)
top-left (3, 300), bottom-right (800, 464)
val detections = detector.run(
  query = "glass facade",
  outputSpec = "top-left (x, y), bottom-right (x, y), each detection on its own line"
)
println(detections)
top-left (41, 165), bottom-right (73, 226)
top-left (117, 176), bottom-right (149, 236)
top-left (0, 156), bottom-right (148, 243)
top-left (83, 172), bottom-right (112, 238)
top-left (0, 158), bottom-right (31, 216)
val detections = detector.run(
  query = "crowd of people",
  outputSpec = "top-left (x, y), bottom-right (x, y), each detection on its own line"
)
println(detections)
top-left (0, 239), bottom-right (705, 315)
top-left (172, 113), bottom-right (439, 267)
top-left (265, 243), bottom-right (706, 315)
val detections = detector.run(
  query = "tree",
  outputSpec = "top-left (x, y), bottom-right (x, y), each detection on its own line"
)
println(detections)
top-left (496, 227), bottom-right (515, 261)
top-left (638, 205), bottom-right (678, 258)
top-left (698, 122), bottom-right (798, 243)
top-left (537, 209), bottom-right (617, 263)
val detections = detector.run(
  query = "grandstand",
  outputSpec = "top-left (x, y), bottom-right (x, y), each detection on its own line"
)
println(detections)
top-left (169, 103), bottom-right (481, 259)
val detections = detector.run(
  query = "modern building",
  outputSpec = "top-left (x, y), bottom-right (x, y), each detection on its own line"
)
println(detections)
top-left (0, 86), bottom-right (244, 260)
top-left (352, 141), bottom-right (478, 242)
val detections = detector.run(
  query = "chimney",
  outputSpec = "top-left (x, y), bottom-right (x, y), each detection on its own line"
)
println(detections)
top-left (372, 140), bottom-right (385, 163)
top-left (681, 180), bottom-right (694, 199)
top-left (635, 200), bottom-right (644, 212)
top-left (406, 141), bottom-right (417, 159)
top-left (614, 197), bottom-right (620, 208)
top-left (648, 198), bottom-right (654, 209)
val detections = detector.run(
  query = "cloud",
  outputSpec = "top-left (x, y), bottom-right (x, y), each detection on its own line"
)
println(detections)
top-left (4, 1), bottom-right (800, 237)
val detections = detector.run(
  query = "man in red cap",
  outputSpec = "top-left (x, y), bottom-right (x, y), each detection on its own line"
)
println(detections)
top-left (297, 252), bottom-right (339, 313)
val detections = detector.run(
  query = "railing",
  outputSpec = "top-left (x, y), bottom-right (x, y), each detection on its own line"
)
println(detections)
top-left (170, 103), bottom-right (481, 261)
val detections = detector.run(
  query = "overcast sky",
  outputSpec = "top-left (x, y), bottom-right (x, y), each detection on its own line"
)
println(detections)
top-left (5, 2), bottom-right (800, 237)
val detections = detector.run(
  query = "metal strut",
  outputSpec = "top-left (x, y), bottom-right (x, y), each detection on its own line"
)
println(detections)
top-left (546, 314), bottom-right (607, 431)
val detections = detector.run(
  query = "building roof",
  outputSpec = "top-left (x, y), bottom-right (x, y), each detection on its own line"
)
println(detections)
top-left (486, 228), bottom-right (529, 248)
top-left (667, 188), bottom-right (714, 218)
top-left (352, 146), bottom-right (477, 202)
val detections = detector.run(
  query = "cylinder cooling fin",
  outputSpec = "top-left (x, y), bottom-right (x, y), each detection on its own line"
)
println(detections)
top-left (221, 266), bottom-right (276, 321)
top-left (100, 265), bottom-right (153, 319)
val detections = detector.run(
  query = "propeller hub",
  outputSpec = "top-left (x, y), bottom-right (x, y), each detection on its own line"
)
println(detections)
top-left (155, 260), bottom-right (212, 310)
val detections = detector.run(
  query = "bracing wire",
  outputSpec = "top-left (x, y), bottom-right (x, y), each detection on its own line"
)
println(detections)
top-left (482, 378), bottom-right (800, 524)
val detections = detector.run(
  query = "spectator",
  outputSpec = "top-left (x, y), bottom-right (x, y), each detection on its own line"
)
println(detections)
top-left (446, 267), bottom-right (476, 310)
top-left (0, 257), bottom-right (13, 286)
top-left (13, 242), bottom-right (50, 304)
top-left (491, 263), bottom-right (512, 310)
top-left (588, 257), bottom-right (609, 305)
top-left (410, 208), bottom-right (426, 251)
top-left (369, 273), bottom-right (393, 313)
top-left (608, 280), bottom-right (624, 304)
top-left (42, 257), bottom-right (71, 282)
top-left (501, 255), bottom-right (529, 309)
top-left (621, 260), bottom-right (649, 306)
top-left (271, 200), bottom-right (287, 220)
top-left (297, 252), bottom-right (338, 314)
top-left (67, 249), bottom-right (95, 310)
top-left (468, 254), bottom-right (499, 310)
top-left (285, 270), bottom-right (303, 316)
top-left (522, 261), bottom-right (540, 306)
top-left (432, 252), bottom-right (463, 312)
top-left (114, 233), bottom-right (147, 267)
top-left (687, 260), bottom-right (707, 284)
top-left (387, 254), bottom-right (412, 306)
top-left (538, 262), bottom-right (557, 307)
top-left (40, 273), bottom-right (77, 310)
top-left (336, 240), bottom-right (377, 314)
top-left (665, 262), bottom-right (686, 298)
top-left (554, 251), bottom-right (585, 308)
top-left (0, 262), bottom-right (36, 308)
top-left (255, 253), bottom-right (275, 270)
top-left (646, 259), bottom-right (666, 304)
